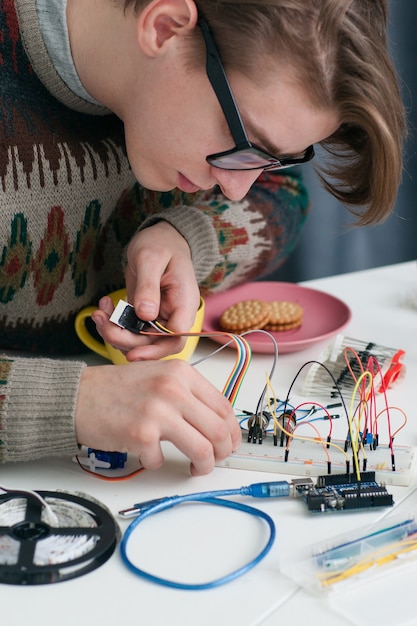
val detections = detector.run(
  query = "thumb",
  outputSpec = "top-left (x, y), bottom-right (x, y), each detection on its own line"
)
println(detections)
top-left (125, 264), bottom-right (161, 322)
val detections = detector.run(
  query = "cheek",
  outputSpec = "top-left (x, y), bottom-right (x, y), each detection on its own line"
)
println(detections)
top-left (121, 73), bottom-right (226, 187)
top-left (123, 128), bottom-right (171, 190)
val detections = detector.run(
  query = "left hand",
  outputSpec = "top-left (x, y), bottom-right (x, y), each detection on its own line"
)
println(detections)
top-left (91, 221), bottom-right (201, 361)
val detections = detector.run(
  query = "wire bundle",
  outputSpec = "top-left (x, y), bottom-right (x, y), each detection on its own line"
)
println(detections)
top-left (342, 348), bottom-right (407, 479)
top-left (245, 348), bottom-right (408, 480)
top-left (146, 320), bottom-right (256, 405)
top-left (315, 517), bottom-right (417, 589)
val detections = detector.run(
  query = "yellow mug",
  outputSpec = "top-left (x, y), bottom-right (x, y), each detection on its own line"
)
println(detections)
top-left (75, 289), bottom-right (205, 364)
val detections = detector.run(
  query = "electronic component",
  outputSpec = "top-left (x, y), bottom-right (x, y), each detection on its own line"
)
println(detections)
top-left (87, 449), bottom-right (127, 469)
top-left (302, 335), bottom-right (405, 398)
top-left (217, 438), bottom-right (415, 486)
top-left (274, 411), bottom-right (297, 447)
top-left (285, 515), bottom-right (417, 597)
top-left (109, 299), bottom-right (149, 334)
top-left (293, 471), bottom-right (393, 512)
top-left (315, 517), bottom-right (417, 572)
top-left (0, 490), bottom-right (117, 585)
top-left (118, 481), bottom-right (284, 589)
top-left (117, 476), bottom-right (395, 591)
top-left (247, 411), bottom-right (271, 443)
top-left (225, 372), bottom-right (412, 486)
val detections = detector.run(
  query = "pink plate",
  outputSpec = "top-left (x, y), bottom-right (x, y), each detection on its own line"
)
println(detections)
top-left (203, 282), bottom-right (352, 354)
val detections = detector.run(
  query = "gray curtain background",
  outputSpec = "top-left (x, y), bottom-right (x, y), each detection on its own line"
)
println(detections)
top-left (267, 0), bottom-right (417, 283)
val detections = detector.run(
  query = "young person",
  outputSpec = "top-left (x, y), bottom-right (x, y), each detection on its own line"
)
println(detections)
top-left (0, 0), bottom-right (406, 474)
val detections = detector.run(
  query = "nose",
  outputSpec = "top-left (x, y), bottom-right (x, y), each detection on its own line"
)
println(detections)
top-left (210, 168), bottom-right (261, 201)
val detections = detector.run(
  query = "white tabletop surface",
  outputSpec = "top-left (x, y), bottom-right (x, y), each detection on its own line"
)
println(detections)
top-left (1, 261), bottom-right (416, 626)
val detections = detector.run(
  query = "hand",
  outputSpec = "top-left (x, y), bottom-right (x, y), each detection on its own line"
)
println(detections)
top-left (75, 360), bottom-right (241, 476)
top-left (92, 221), bottom-right (201, 361)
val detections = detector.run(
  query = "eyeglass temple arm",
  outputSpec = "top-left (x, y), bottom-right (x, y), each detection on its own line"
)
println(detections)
top-left (198, 18), bottom-right (249, 148)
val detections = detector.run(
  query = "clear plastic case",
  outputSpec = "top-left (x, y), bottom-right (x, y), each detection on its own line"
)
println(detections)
top-left (284, 514), bottom-right (417, 595)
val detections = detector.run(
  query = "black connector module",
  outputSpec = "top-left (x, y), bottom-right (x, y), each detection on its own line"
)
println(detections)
top-left (110, 300), bottom-right (149, 334)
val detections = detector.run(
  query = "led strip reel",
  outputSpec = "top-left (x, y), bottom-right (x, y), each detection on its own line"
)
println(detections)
top-left (0, 490), bottom-right (117, 585)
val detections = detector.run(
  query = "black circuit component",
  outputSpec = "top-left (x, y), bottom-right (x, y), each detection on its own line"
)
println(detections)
top-left (316, 471), bottom-right (377, 487)
top-left (294, 471), bottom-right (394, 513)
top-left (274, 411), bottom-right (297, 447)
top-left (247, 412), bottom-right (270, 444)
top-left (110, 300), bottom-right (148, 334)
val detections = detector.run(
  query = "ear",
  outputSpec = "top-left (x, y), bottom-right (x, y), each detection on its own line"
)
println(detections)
top-left (136, 0), bottom-right (199, 57)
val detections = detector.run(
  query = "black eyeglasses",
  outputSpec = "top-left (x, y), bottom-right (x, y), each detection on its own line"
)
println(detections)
top-left (198, 17), bottom-right (315, 171)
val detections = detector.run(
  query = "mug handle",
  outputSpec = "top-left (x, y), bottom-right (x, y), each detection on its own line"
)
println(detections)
top-left (74, 306), bottom-right (109, 360)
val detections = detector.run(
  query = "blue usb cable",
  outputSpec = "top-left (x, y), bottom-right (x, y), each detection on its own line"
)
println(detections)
top-left (119, 481), bottom-right (290, 590)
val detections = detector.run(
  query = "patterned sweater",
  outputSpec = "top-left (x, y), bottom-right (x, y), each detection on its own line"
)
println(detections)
top-left (0, 0), bottom-right (309, 463)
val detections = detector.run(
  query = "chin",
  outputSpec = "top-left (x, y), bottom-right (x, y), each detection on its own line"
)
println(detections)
top-left (140, 180), bottom-right (176, 192)
top-left (131, 168), bottom-right (176, 193)
top-left (126, 151), bottom-right (174, 192)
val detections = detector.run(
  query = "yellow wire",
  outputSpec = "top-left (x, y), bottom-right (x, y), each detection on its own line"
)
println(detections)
top-left (349, 399), bottom-right (369, 467)
top-left (148, 322), bottom-right (252, 405)
top-left (265, 376), bottom-right (349, 463)
top-left (349, 371), bottom-right (373, 480)
top-left (319, 534), bottom-right (417, 587)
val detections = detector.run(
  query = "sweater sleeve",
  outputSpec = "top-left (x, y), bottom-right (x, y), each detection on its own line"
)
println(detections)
top-left (0, 355), bottom-right (85, 463)
top-left (135, 169), bottom-right (309, 292)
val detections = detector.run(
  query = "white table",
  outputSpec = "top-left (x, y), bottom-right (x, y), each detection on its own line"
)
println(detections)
top-left (1, 261), bottom-right (416, 626)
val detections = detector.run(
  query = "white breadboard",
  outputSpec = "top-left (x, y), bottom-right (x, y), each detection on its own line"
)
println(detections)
top-left (217, 438), bottom-right (417, 486)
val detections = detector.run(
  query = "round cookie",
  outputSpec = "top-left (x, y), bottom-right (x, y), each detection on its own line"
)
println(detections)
top-left (219, 299), bottom-right (270, 333)
top-left (264, 300), bottom-right (303, 331)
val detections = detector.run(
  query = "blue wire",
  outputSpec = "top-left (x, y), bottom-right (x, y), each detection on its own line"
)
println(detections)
top-left (120, 489), bottom-right (277, 590)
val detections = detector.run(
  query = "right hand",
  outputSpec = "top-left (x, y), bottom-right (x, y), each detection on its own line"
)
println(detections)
top-left (75, 359), bottom-right (241, 476)
top-left (91, 221), bottom-right (201, 362)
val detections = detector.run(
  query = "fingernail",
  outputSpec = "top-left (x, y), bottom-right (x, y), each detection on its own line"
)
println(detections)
top-left (137, 301), bottom-right (158, 319)
top-left (98, 296), bottom-right (111, 310)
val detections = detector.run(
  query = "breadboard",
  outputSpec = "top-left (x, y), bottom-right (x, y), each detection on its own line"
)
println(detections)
top-left (217, 438), bottom-right (417, 486)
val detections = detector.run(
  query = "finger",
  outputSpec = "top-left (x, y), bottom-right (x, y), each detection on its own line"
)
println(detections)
top-left (184, 399), bottom-right (241, 462)
top-left (97, 296), bottom-right (114, 316)
top-left (130, 394), bottom-right (218, 476)
top-left (92, 303), bottom-right (189, 359)
top-left (160, 385), bottom-right (241, 474)
top-left (135, 440), bottom-right (165, 471)
top-left (159, 298), bottom-right (199, 334)
top-left (126, 336), bottom-right (187, 361)
top-left (184, 373), bottom-right (242, 452)
top-left (166, 405), bottom-right (239, 477)
top-left (165, 415), bottom-right (217, 476)
top-left (91, 310), bottom-right (154, 353)
top-left (126, 259), bottom-right (164, 322)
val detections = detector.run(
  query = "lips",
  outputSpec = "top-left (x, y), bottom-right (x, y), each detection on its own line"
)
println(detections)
top-left (178, 173), bottom-right (201, 193)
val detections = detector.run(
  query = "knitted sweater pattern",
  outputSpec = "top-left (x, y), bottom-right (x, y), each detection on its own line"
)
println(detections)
top-left (0, 0), bottom-right (309, 463)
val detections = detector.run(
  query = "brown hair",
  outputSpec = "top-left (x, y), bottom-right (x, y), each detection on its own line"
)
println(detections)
top-left (122, 0), bottom-right (406, 225)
